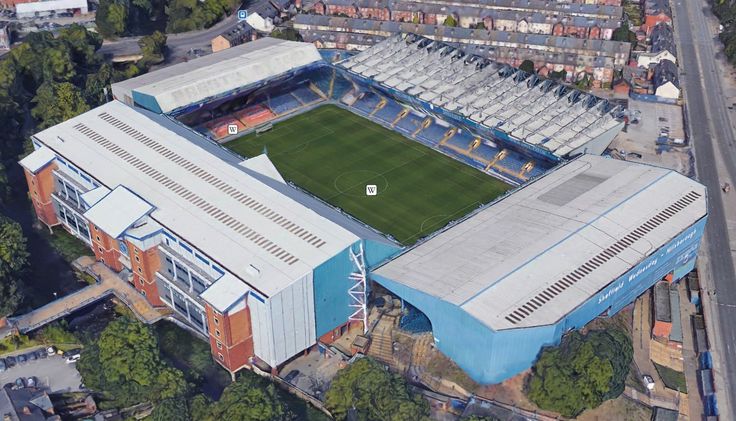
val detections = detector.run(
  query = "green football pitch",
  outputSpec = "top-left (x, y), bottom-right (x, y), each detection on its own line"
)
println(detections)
top-left (225, 105), bottom-right (510, 245)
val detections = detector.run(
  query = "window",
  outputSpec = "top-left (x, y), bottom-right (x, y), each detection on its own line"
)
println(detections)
top-left (135, 256), bottom-right (140, 262)
top-left (134, 247), bottom-right (139, 255)
top-left (218, 353), bottom-right (224, 361)
top-left (139, 278), bottom-right (144, 285)
top-left (215, 329), bottom-right (221, 338)
top-left (94, 225), bottom-right (98, 231)
top-left (96, 236), bottom-right (101, 242)
top-left (98, 247), bottom-right (103, 253)
top-left (214, 317), bottom-right (219, 326)
top-left (137, 267), bottom-right (142, 274)
top-left (216, 341), bottom-right (222, 350)
top-left (118, 240), bottom-right (129, 255)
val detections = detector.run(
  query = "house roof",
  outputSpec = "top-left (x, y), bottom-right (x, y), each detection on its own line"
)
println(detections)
top-left (653, 59), bottom-right (679, 89)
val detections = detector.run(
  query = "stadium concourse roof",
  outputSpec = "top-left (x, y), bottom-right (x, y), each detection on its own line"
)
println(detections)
top-left (111, 38), bottom-right (322, 114)
top-left (338, 33), bottom-right (624, 157)
top-left (374, 155), bottom-right (707, 331)
top-left (30, 101), bottom-right (359, 297)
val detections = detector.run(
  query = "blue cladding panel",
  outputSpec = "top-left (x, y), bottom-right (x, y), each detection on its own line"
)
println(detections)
top-left (371, 216), bottom-right (707, 384)
top-left (364, 239), bottom-right (402, 269)
top-left (313, 243), bottom-right (358, 338)
top-left (131, 91), bottom-right (163, 114)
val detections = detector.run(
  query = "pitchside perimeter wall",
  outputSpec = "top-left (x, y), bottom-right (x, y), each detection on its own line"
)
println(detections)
top-left (372, 215), bottom-right (707, 384)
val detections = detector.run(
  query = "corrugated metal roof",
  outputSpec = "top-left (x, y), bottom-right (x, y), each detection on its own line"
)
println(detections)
top-left (32, 101), bottom-right (359, 297)
top-left (375, 155), bottom-right (707, 330)
top-left (111, 38), bottom-right (322, 114)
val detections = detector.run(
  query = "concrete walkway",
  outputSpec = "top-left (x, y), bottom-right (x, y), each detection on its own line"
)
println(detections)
top-left (10, 257), bottom-right (163, 333)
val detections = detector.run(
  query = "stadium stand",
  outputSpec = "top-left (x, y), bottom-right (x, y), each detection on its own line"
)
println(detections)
top-left (199, 115), bottom-right (247, 140)
top-left (234, 105), bottom-right (276, 127)
top-left (267, 93), bottom-right (303, 116)
top-left (443, 130), bottom-right (475, 152)
top-left (373, 100), bottom-right (404, 125)
top-left (472, 144), bottom-right (499, 162)
top-left (330, 75), bottom-right (355, 100)
top-left (394, 112), bottom-right (426, 138)
top-left (291, 86), bottom-right (323, 105)
top-left (416, 122), bottom-right (450, 146)
top-left (351, 93), bottom-right (382, 115)
top-left (338, 33), bottom-right (624, 159)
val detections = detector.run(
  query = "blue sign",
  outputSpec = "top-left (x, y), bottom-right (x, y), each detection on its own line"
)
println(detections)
top-left (237, 10), bottom-right (248, 21)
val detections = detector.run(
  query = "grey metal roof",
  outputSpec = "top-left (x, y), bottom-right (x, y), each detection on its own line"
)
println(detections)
top-left (31, 101), bottom-right (360, 297)
top-left (374, 155), bottom-right (707, 330)
top-left (654, 281), bottom-right (671, 323)
top-left (111, 38), bottom-right (322, 114)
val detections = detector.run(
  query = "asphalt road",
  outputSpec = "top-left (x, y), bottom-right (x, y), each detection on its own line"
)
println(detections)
top-left (98, 13), bottom-right (239, 60)
top-left (672, 0), bottom-right (736, 416)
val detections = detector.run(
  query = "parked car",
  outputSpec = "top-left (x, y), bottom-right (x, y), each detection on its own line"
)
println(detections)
top-left (25, 377), bottom-right (37, 388)
top-left (26, 352), bottom-right (37, 362)
top-left (65, 354), bottom-right (80, 364)
top-left (36, 350), bottom-right (47, 359)
top-left (283, 370), bottom-right (300, 384)
top-left (46, 346), bottom-right (57, 356)
top-left (17, 354), bottom-right (26, 365)
top-left (6, 356), bottom-right (16, 368)
top-left (0, 359), bottom-right (6, 373)
top-left (642, 375), bottom-right (655, 391)
top-left (14, 378), bottom-right (24, 388)
top-left (62, 348), bottom-right (81, 358)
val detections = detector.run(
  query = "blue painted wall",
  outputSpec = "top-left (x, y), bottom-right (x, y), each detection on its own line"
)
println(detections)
top-left (131, 91), bottom-right (163, 114)
top-left (313, 239), bottom-right (400, 338)
top-left (372, 216), bottom-right (707, 384)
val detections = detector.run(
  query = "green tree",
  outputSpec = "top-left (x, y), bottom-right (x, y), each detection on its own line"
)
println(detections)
top-left (77, 317), bottom-right (187, 408)
top-left (58, 24), bottom-right (103, 69)
top-left (325, 358), bottom-right (429, 421)
top-left (443, 15), bottom-right (457, 27)
top-left (527, 330), bottom-right (632, 418)
top-left (152, 397), bottom-right (190, 421)
top-left (612, 22), bottom-right (637, 43)
top-left (139, 31), bottom-right (167, 65)
top-left (519, 59), bottom-right (535, 74)
top-left (193, 373), bottom-right (286, 421)
top-left (270, 27), bottom-right (302, 42)
top-left (32, 82), bottom-right (90, 129)
top-left (0, 217), bottom-right (27, 316)
top-left (96, 0), bottom-right (129, 37)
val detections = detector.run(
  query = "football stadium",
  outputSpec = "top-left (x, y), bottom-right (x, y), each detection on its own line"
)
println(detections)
top-left (20, 34), bottom-right (707, 384)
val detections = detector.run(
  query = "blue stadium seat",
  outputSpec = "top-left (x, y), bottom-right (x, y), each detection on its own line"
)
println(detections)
top-left (268, 93), bottom-right (302, 115)
top-left (472, 144), bottom-right (499, 162)
top-left (352, 93), bottom-right (382, 114)
top-left (292, 87), bottom-right (322, 104)
top-left (373, 100), bottom-right (404, 125)
top-left (395, 113), bottom-right (425, 137)
top-left (416, 123), bottom-right (449, 146)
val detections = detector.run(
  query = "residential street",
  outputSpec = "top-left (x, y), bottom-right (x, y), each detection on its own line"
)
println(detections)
top-left (672, 0), bottom-right (736, 417)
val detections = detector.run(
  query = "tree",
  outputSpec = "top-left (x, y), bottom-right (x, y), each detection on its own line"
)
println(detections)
top-left (58, 24), bottom-right (103, 69)
top-left (325, 358), bottom-right (429, 421)
top-left (527, 330), bottom-right (633, 418)
top-left (77, 317), bottom-right (187, 408)
top-left (32, 82), bottom-right (90, 129)
top-left (152, 397), bottom-right (190, 421)
top-left (139, 31), bottom-right (167, 65)
top-left (270, 27), bottom-right (302, 42)
top-left (612, 22), bottom-right (637, 43)
top-left (193, 373), bottom-right (286, 421)
top-left (0, 217), bottom-right (27, 316)
top-left (96, 0), bottom-right (129, 38)
top-left (519, 59), bottom-right (535, 74)
top-left (443, 15), bottom-right (457, 27)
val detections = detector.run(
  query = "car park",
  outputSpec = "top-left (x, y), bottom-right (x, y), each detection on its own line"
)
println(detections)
top-left (17, 355), bottom-right (26, 365)
top-left (6, 356), bottom-right (16, 368)
top-left (14, 378), bottom-right (24, 388)
top-left (27, 352), bottom-right (37, 362)
top-left (25, 376), bottom-right (37, 388)
top-left (36, 350), bottom-right (47, 360)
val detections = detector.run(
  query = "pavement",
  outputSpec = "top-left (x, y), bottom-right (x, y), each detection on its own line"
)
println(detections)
top-left (0, 348), bottom-right (82, 393)
top-left (10, 257), bottom-right (163, 333)
top-left (672, 0), bottom-right (736, 417)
